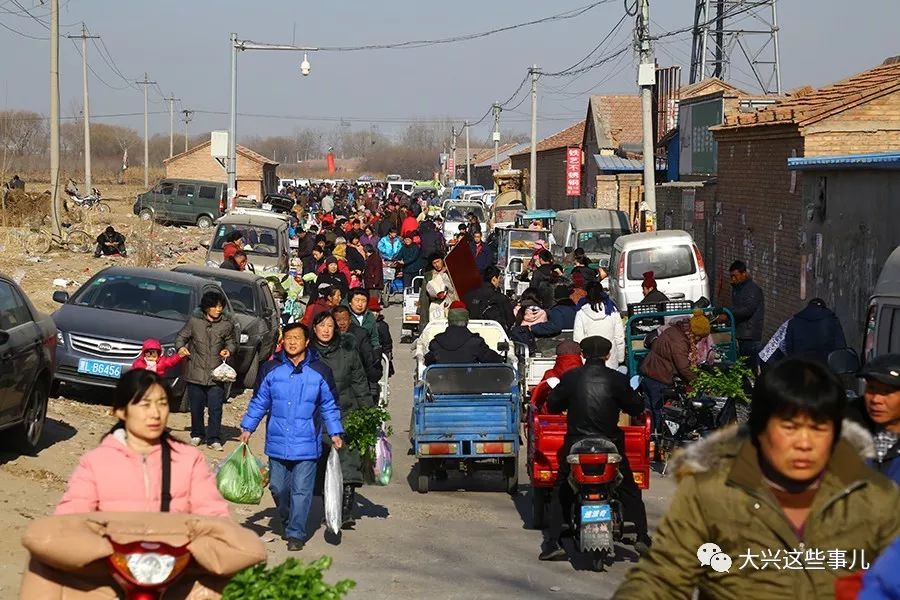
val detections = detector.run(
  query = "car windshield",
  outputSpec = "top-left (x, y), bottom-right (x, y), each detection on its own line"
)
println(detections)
top-left (212, 224), bottom-right (279, 256)
top-left (71, 274), bottom-right (193, 321)
top-left (627, 245), bottom-right (697, 280)
top-left (577, 229), bottom-right (621, 256)
top-left (444, 205), bottom-right (486, 222)
top-left (424, 365), bottom-right (515, 395)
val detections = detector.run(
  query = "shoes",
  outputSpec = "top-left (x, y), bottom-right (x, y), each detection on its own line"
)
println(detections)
top-left (208, 442), bottom-right (223, 452)
top-left (286, 538), bottom-right (305, 552)
top-left (341, 485), bottom-right (357, 529)
top-left (190, 437), bottom-right (202, 446)
top-left (538, 542), bottom-right (567, 561)
top-left (633, 536), bottom-right (652, 556)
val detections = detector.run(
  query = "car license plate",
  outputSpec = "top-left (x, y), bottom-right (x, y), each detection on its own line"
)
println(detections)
top-left (581, 503), bottom-right (612, 524)
top-left (78, 358), bottom-right (123, 379)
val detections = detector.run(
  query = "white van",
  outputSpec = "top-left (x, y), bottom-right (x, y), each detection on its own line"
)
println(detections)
top-left (608, 230), bottom-right (709, 308)
top-left (387, 180), bottom-right (415, 196)
top-left (441, 200), bottom-right (488, 241)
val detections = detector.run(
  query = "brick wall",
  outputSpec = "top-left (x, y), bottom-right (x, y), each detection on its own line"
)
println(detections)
top-left (594, 174), bottom-right (643, 227)
top-left (511, 148), bottom-right (579, 211)
top-left (712, 125), bottom-right (805, 336)
top-left (166, 149), bottom-right (268, 199)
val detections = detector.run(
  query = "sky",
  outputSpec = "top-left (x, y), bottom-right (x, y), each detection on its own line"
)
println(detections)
top-left (1, 0), bottom-right (899, 146)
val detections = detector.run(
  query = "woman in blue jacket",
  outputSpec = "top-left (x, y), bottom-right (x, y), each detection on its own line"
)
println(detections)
top-left (239, 322), bottom-right (344, 552)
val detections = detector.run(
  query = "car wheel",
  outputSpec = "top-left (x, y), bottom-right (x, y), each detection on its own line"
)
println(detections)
top-left (11, 383), bottom-right (48, 455)
top-left (196, 215), bottom-right (213, 229)
top-left (139, 208), bottom-right (153, 221)
top-left (504, 457), bottom-right (519, 495)
top-left (242, 350), bottom-right (260, 389)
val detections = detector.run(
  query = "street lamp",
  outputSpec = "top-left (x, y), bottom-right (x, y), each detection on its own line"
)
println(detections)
top-left (228, 33), bottom-right (317, 206)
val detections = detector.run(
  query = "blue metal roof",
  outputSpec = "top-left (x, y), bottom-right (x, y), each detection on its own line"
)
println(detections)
top-left (518, 209), bottom-right (556, 219)
top-left (787, 151), bottom-right (900, 170)
top-left (593, 154), bottom-right (667, 172)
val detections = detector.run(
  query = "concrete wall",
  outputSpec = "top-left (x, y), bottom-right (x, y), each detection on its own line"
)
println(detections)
top-left (799, 169), bottom-right (900, 348)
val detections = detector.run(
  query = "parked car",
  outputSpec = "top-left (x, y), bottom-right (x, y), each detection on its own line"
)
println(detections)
top-left (132, 179), bottom-right (227, 229)
top-left (0, 274), bottom-right (56, 453)
top-left (262, 193), bottom-right (296, 214)
top-left (607, 230), bottom-right (709, 309)
top-left (550, 208), bottom-right (630, 266)
top-left (449, 185), bottom-right (485, 200)
top-left (441, 199), bottom-right (488, 241)
top-left (205, 212), bottom-right (290, 274)
top-left (51, 267), bottom-right (245, 410)
top-left (387, 180), bottom-right (415, 196)
top-left (172, 266), bottom-right (281, 388)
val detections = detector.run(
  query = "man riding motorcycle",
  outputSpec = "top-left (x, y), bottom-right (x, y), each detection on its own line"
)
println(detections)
top-left (540, 335), bottom-right (651, 561)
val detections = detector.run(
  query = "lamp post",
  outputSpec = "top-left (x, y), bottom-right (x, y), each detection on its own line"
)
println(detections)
top-left (228, 34), bottom-right (317, 207)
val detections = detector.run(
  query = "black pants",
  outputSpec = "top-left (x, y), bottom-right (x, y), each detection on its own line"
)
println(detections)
top-left (547, 437), bottom-right (648, 543)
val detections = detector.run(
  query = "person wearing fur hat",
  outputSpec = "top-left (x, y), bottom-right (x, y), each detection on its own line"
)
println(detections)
top-left (423, 301), bottom-right (503, 366)
top-left (540, 335), bottom-right (650, 561)
top-left (639, 309), bottom-right (712, 431)
top-left (639, 271), bottom-right (669, 305)
top-left (615, 358), bottom-right (900, 599)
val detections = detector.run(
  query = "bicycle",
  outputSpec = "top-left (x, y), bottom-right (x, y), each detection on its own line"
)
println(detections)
top-left (24, 224), bottom-right (94, 255)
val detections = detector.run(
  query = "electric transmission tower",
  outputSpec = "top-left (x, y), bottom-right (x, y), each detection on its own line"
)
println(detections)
top-left (689, 0), bottom-right (782, 94)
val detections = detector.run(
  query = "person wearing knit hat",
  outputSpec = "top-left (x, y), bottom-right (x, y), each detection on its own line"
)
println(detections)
top-left (640, 271), bottom-right (669, 305)
top-left (424, 300), bottom-right (503, 366)
top-left (689, 308), bottom-right (711, 337)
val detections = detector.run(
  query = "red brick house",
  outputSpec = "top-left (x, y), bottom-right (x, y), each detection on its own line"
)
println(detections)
top-left (509, 121), bottom-right (585, 211)
top-left (708, 59), bottom-right (900, 335)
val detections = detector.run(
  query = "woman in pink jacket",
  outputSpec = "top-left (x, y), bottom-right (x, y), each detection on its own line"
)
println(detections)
top-left (55, 369), bottom-right (229, 517)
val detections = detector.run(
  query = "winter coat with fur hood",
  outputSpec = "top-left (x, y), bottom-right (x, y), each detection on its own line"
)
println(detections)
top-left (614, 421), bottom-right (900, 600)
top-left (573, 303), bottom-right (625, 369)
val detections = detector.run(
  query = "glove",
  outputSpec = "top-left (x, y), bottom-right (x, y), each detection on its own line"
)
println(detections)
top-left (546, 377), bottom-right (561, 389)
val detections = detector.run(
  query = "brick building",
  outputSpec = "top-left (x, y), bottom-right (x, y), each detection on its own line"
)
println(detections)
top-left (581, 95), bottom-right (643, 204)
top-left (163, 141), bottom-right (278, 200)
top-left (472, 142), bottom-right (527, 190)
top-left (509, 121), bottom-right (585, 211)
top-left (660, 59), bottom-right (900, 339)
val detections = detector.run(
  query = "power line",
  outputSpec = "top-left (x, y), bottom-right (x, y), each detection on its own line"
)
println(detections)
top-left (0, 18), bottom-right (45, 39)
top-left (314, 0), bottom-right (616, 52)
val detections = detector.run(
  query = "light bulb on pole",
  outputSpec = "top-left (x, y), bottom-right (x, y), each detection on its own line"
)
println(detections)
top-left (300, 53), bottom-right (311, 76)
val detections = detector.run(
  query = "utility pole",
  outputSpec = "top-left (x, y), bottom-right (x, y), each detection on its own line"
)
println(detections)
top-left (49, 0), bottom-right (60, 235)
top-left (529, 65), bottom-right (541, 211)
top-left (492, 102), bottom-right (501, 169)
top-left (136, 74), bottom-right (156, 188)
top-left (450, 125), bottom-right (457, 186)
top-left (181, 109), bottom-right (193, 153)
top-left (637, 0), bottom-right (657, 225)
top-left (464, 120), bottom-right (471, 185)
top-left (67, 24), bottom-right (99, 195)
top-left (167, 95), bottom-right (180, 158)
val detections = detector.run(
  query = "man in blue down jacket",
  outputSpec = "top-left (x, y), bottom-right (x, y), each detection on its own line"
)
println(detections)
top-left (239, 322), bottom-right (344, 552)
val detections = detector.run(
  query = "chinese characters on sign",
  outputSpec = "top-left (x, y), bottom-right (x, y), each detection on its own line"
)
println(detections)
top-left (565, 147), bottom-right (581, 197)
top-left (698, 542), bottom-right (870, 574)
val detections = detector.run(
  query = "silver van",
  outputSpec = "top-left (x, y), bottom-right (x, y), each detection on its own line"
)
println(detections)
top-left (205, 212), bottom-right (290, 275)
top-left (607, 229), bottom-right (709, 309)
top-left (861, 246), bottom-right (900, 362)
top-left (550, 209), bottom-right (630, 266)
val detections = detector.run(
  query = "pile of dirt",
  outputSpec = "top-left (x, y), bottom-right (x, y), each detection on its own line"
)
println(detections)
top-left (0, 190), bottom-right (50, 228)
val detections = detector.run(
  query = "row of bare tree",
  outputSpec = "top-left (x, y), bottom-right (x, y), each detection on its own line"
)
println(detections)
top-left (0, 109), bottom-right (528, 182)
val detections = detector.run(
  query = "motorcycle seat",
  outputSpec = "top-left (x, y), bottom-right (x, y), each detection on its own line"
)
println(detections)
top-left (570, 437), bottom-right (618, 455)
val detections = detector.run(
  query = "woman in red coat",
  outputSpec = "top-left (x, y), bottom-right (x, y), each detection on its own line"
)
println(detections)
top-left (531, 340), bottom-right (583, 413)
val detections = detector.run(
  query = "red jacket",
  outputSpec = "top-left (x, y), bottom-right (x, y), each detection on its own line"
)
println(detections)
top-left (531, 354), bottom-right (583, 413)
top-left (401, 216), bottom-right (419, 237)
top-left (131, 339), bottom-right (183, 376)
top-left (222, 242), bottom-right (239, 261)
top-left (301, 298), bottom-right (332, 327)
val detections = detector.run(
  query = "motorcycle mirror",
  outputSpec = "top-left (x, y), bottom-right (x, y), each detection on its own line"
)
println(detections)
top-left (694, 296), bottom-right (711, 308)
top-left (630, 375), bottom-right (641, 390)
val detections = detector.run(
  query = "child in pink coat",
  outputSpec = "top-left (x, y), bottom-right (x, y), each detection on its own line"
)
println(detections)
top-left (131, 338), bottom-right (183, 376)
top-left (55, 369), bottom-right (229, 517)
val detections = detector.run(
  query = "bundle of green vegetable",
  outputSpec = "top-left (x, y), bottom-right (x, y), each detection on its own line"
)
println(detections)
top-left (223, 556), bottom-right (354, 600)
top-left (343, 405), bottom-right (392, 460)
top-left (691, 357), bottom-right (754, 403)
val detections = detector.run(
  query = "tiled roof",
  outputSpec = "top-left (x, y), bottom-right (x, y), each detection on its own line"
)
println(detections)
top-left (164, 141), bottom-right (278, 165)
top-left (717, 60), bottom-right (900, 129)
top-left (510, 121), bottom-right (585, 158)
top-left (473, 142), bottom-right (529, 168)
top-left (586, 95), bottom-right (643, 149)
top-left (678, 78), bottom-right (747, 101)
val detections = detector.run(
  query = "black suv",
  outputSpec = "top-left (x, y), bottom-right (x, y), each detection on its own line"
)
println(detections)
top-left (172, 266), bottom-right (281, 387)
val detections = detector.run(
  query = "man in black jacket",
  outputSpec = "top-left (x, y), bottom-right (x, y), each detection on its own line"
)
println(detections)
top-left (722, 260), bottom-right (765, 370)
top-left (638, 271), bottom-right (669, 305)
top-left (94, 225), bottom-right (127, 258)
top-left (424, 301), bottom-right (504, 366)
top-left (540, 336), bottom-right (649, 561)
top-left (464, 266), bottom-right (515, 331)
top-left (333, 305), bottom-right (382, 401)
top-left (531, 285), bottom-right (580, 337)
top-left (783, 298), bottom-right (846, 365)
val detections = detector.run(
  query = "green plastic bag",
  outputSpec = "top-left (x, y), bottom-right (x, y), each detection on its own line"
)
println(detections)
top-left (216, 443), bottom-right (265, 505)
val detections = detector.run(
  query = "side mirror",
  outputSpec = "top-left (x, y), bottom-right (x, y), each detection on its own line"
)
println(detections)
top-left (52, 291), bottom-right (69, 304)
top-left (694, 296), bottom-right (711, 309)
top-left (828, 348), bottom-right (861, 376)
top-left (599, 258), bottom-right (610, 269)
top-left (497, 341), bottom-right (510, 352)
top-left (564, 246), bottom-right (574, 254)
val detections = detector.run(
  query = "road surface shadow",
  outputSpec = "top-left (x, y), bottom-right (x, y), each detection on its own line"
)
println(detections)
top-left (242, 506), bottom-right (279, 537)
top-left (404, 462), bottom-right (512, 494)
top-left (510, 483), bottom-right (543, 530)
top-left (0, 418), bottom-right (77, 463)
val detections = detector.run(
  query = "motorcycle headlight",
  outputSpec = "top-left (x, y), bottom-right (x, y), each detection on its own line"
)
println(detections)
top-left (56, 331), bottom-right (65, 346)
top-left (108, 541), bottom-right (191, 587)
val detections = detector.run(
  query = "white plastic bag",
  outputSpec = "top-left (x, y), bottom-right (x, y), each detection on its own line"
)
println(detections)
top-left (324, 447), bottom-right (343, 535)
top-left (211, 360), bottom-right (237, 383)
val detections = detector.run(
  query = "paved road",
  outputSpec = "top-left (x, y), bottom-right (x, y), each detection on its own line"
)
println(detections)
top-left (239, 304), bottom-right (677, 599)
